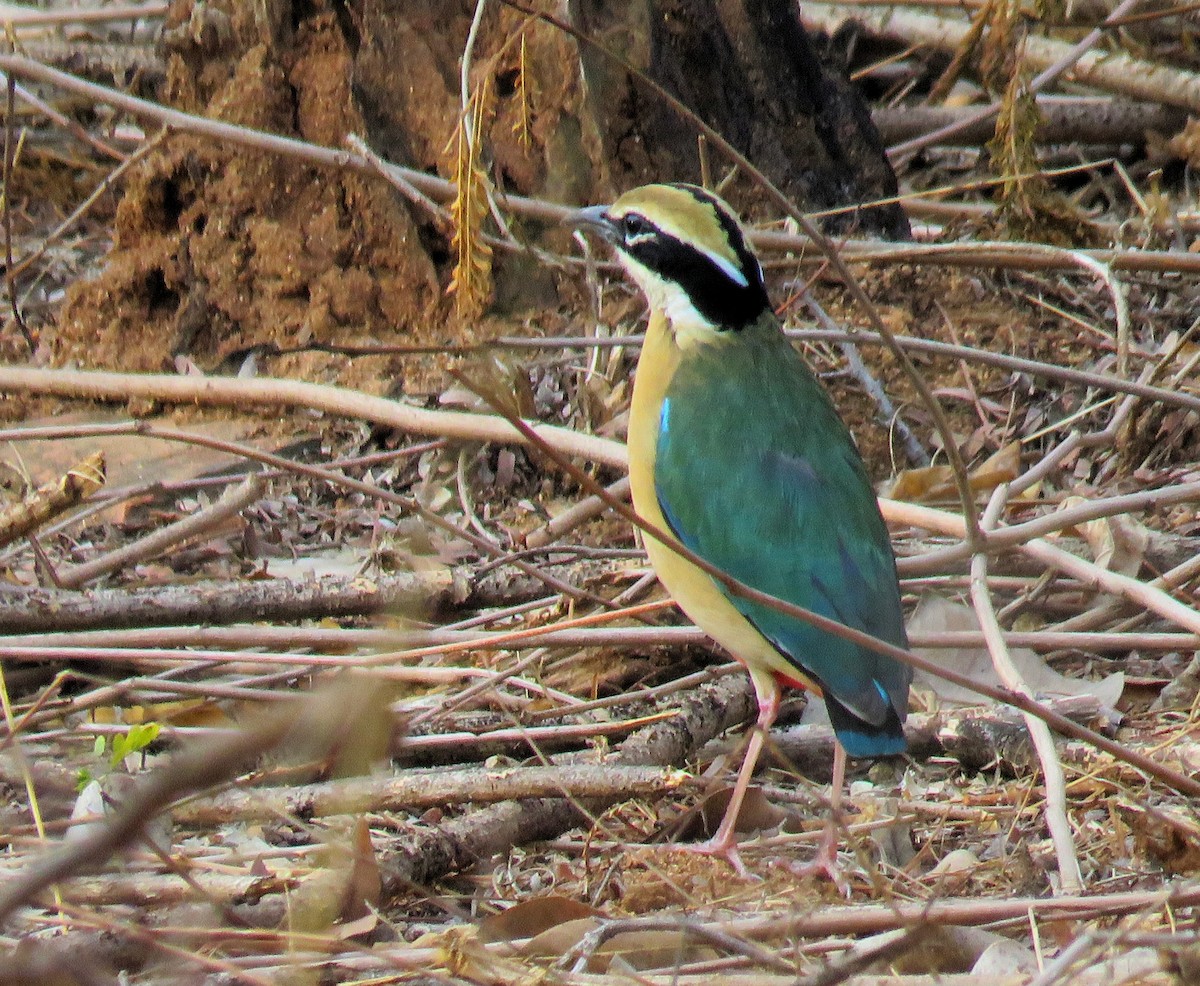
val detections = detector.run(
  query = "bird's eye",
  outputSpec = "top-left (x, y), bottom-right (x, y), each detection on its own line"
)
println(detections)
top-left (622, 214), bottom-right (651, 240)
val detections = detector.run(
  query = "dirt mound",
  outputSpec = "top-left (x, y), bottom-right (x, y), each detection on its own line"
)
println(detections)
top-left (56, 5), bottom-right (442, 389)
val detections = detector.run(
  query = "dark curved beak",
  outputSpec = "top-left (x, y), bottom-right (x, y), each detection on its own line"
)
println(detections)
top-left (571, 204), bottom-right (619, 244)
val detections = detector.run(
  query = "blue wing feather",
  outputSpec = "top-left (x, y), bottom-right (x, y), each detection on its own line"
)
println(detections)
top-left (654, 324), bottom-right (910, 755)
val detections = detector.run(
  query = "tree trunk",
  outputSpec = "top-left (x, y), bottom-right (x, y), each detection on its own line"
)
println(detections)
top-left (571, 0), bottom-right (910, 237)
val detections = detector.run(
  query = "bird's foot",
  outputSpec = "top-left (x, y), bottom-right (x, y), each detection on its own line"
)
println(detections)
top-left (779, 827), bottom-right (852, 897)
top-left (666, 834), bottom-right (755, 880)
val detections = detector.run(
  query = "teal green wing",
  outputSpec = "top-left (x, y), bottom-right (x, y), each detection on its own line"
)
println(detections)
top-left (655, 331), bottom-right (909, 755)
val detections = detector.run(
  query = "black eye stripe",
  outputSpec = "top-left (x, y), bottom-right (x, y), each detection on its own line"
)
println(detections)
top-left (625, 227), bottom-right (769, 330)
top-left (676, 185), bottom-right (765, 293)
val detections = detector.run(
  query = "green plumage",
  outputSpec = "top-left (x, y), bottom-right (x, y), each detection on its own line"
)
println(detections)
top-left (653, 314), bottom-right (910, 755)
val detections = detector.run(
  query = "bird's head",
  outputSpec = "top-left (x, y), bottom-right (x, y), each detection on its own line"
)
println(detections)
top-left (574, 183), bottom-right (770, 336)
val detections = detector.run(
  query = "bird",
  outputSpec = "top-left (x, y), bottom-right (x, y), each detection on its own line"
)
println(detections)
top-left (575, 182), bottom-right (910, 880)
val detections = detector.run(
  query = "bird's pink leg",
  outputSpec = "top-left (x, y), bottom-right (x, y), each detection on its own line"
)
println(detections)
top-left (681, 681), bottom-right (780, 877)
top-left (786, 742), bottom-right (852, 895)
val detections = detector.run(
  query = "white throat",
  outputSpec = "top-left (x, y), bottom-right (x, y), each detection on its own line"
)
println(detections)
top-left (619, 255), bottom-right (723, 348)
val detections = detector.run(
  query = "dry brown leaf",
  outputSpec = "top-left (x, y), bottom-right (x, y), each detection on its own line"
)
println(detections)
top-left (885, 441), bottom-right (1020, 502)
top-left (1057, 496), bottom-right (1150, 577)
top-left (447, 356), bottom-right (536, 419)
top-left (521, 916), bottom-right (601, 962)
top-left (333, 911), bottom-right (380, 941)
top-left (672, 784), bottom-right (790, 841)
top-left (341, 816), bottom-right (381, 923)
top-left (479, 895), bottom-right (602, 943)
top-left (522, 917), bottom-right (719, 973)
top-left (927, 848), bottom-right (980, 893)
top-left (909, 595), bottom-right (1124, 709)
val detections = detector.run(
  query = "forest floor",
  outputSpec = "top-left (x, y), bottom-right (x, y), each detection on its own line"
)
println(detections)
top-left (3, 1), bottom-right (1200, 984)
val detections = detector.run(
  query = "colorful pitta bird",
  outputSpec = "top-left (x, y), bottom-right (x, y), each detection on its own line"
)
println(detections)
top-left (576, 183), bottom-right (910, 878)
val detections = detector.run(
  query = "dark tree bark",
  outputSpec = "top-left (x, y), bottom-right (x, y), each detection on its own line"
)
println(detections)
top-left (571, 0), bottom-right (910, 238)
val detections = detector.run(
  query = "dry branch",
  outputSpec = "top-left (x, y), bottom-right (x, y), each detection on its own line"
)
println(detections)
top-left (525, 476), bottom-right (633, 549)
top-left (0, 569), bottom-right (474, 633)
top-left (0, 366), bottom-right (628, 470)
top-left (0, 3), bottom-right (166, 26)
top-left (0, 622), bottom-right (698, 659)
top-left (771, 697), bottom-right (1109, 782)
top-left (736, 884), bottom-right (1200, 939)
top-left (873, 98), bottom-right (1186, 147)
top-left (174, 763), bottom-right (686, 827)
top-left (56, 475), bottom-right (262, 589)
top-left (36, 871), bottom-right (296, 910)
top-left (803, 4), bottom-right (1200, 113)
top-left (379, 672), bottom-right (757, 888)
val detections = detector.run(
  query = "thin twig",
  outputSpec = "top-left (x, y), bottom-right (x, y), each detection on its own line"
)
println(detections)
top-left (801, 289), bottom-right (929, 467)
top-left (0, 366), bottom-right (628, 468)
top-left (969, 485), bottom-right (1083, 895)
top-left (57, 475), bottom-right (264, 590)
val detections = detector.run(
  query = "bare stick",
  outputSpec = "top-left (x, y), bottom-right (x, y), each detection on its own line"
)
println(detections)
top-left (872, 98), bottom-right (1186, 147)
top-left (56, 476), bottom-right (263, 590)
top-left (524, 476), bottom-right (632, 548)
top-left (970, 486), bottom-right (1083, 895)
top-left (0, 570), bottom-right (469, 633)
top-left (0, 3), bottom-right (166, 27)
top-left (0, 365), bottom-right (627, 470)
top-left (173, 763), bottom-right (686, 826)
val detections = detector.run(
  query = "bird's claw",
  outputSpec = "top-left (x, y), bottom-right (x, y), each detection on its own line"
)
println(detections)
top-left (667, 836), bottom-right (756, 880)
top-left (779, 829), bottom-right (853, 897)
top-left (781, 854), bottom-right (852, 897)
